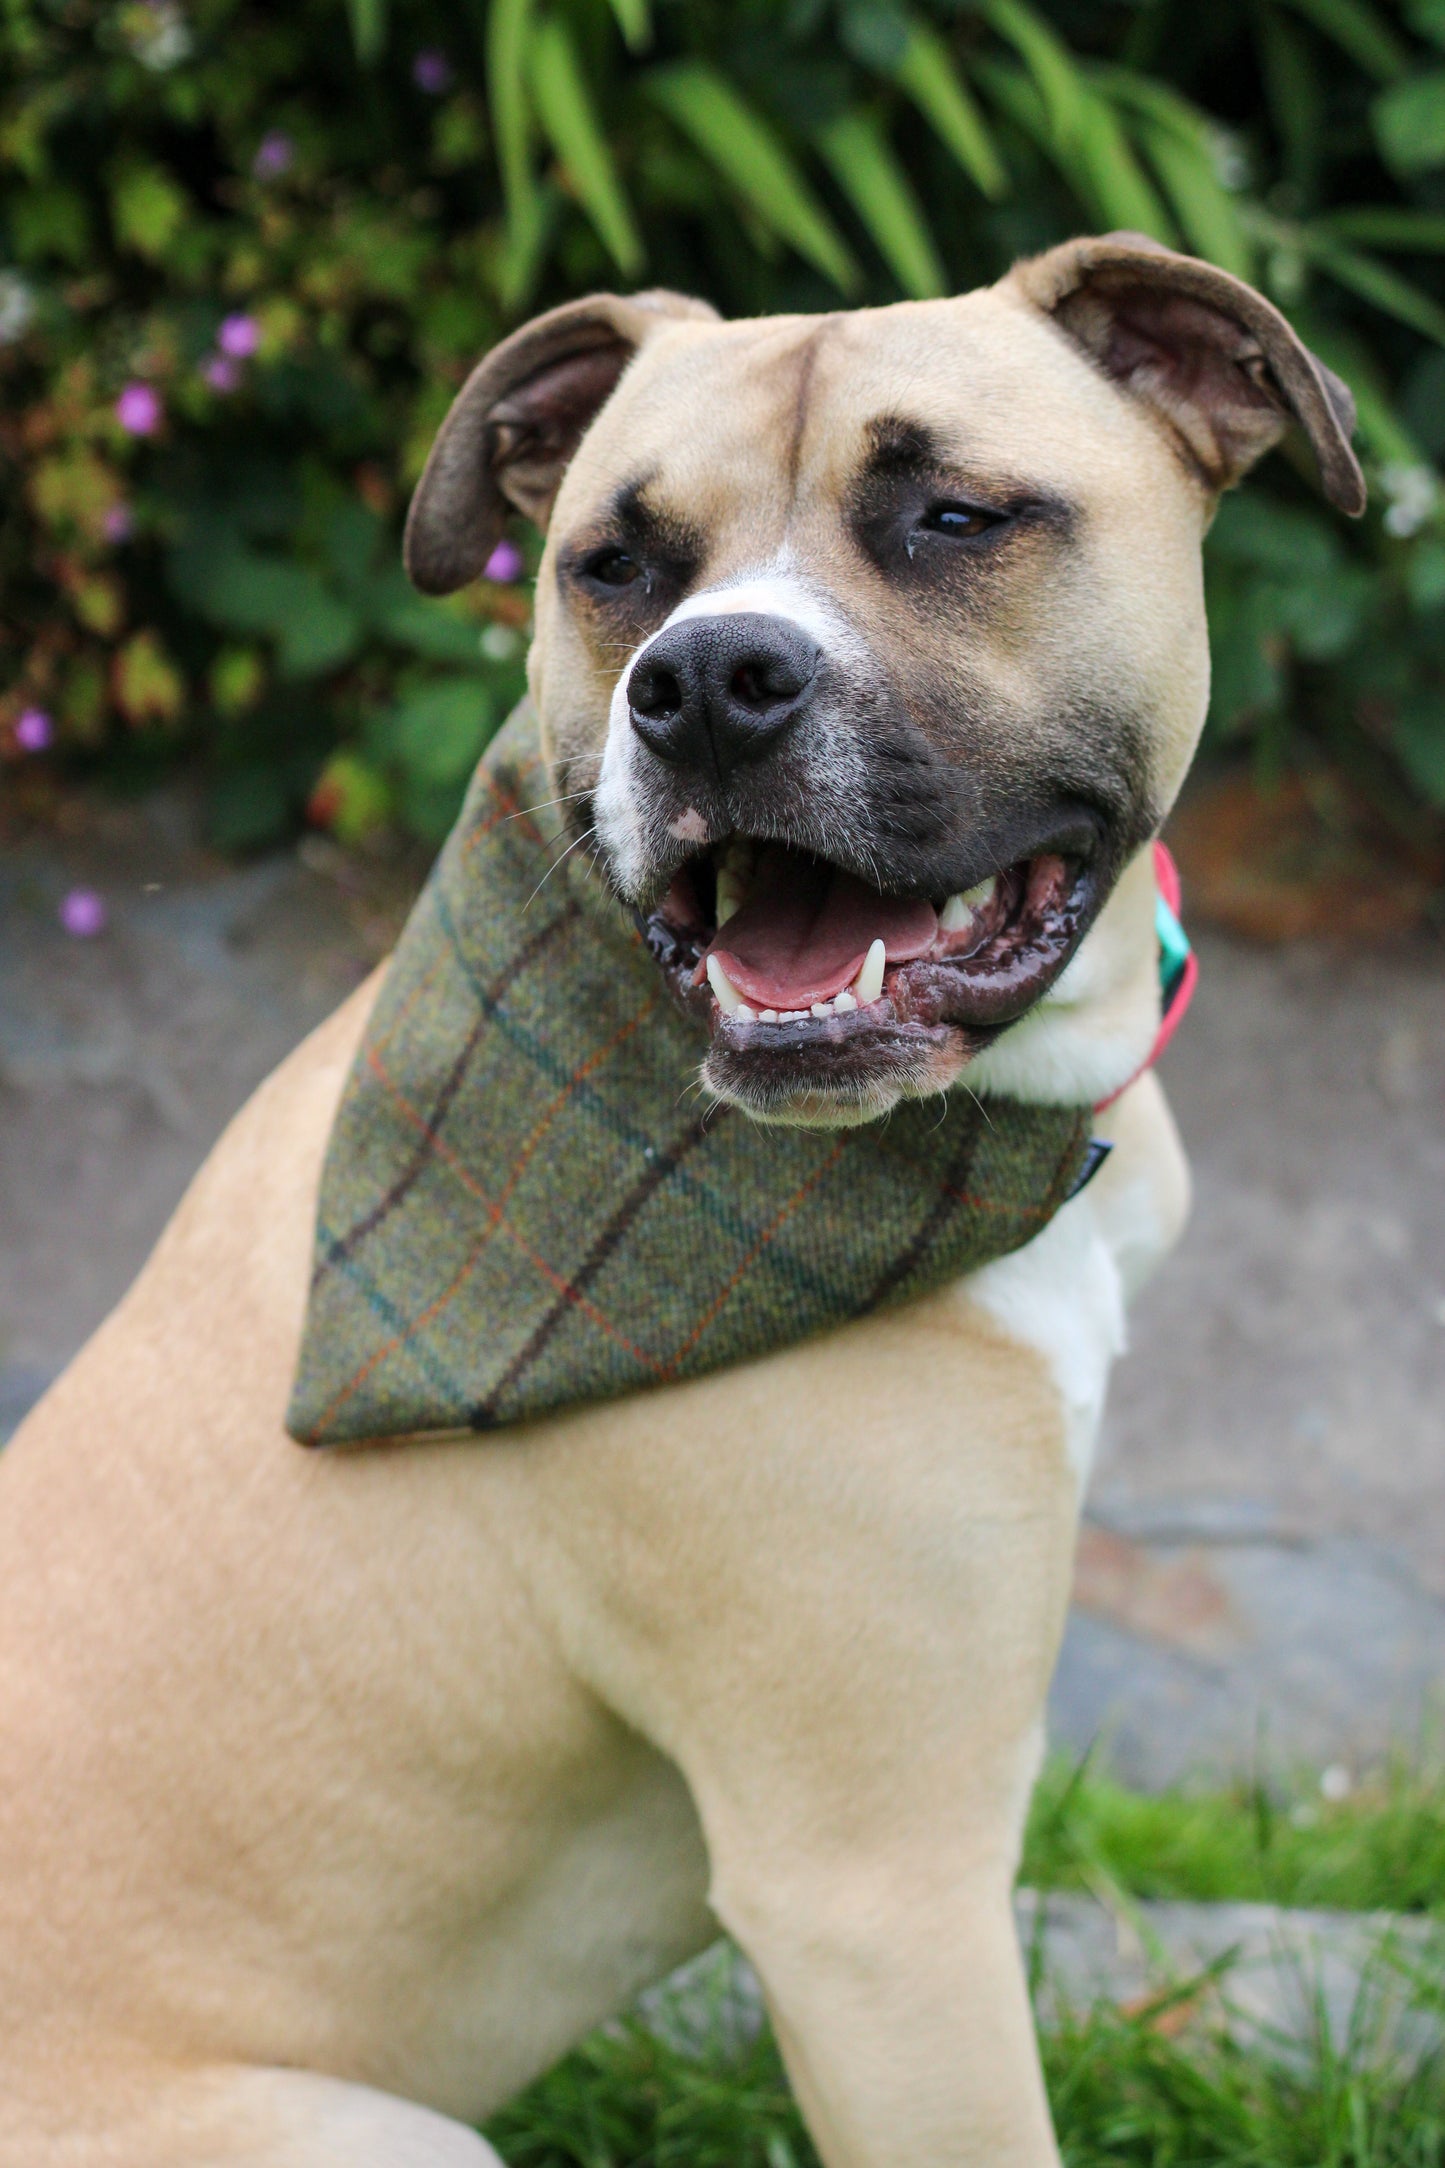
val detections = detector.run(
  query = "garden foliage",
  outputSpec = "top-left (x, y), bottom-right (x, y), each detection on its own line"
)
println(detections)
top-left (3, 0), bottom-right (1445, 846)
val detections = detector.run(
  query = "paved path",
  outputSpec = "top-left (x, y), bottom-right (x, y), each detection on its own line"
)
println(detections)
top-left (2, 794), bottom-right (1442, 1786)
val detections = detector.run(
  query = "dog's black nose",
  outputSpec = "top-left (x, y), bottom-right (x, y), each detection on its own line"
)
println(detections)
top-left (628, 613), bottom-right (819, 779)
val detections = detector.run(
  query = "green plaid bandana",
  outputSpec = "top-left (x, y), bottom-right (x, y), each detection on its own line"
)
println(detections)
top-left (288, 702), bottom-right (1093, 1446)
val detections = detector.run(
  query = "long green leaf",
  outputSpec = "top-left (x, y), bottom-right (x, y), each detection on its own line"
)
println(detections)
top-left (815, 109), bottom-right (946, 298)
top-left (890, 19), bottom-right (1008, 201)
top-left (1304, 232), bottom-right (1445, 346)
top-left (1133, 120), bottom-right (1252, 275)
top-left (1248, 206), bottom-right (1445, 347)
top-left (1074, 89), bottom-right (1176, 240)
top-left (1273, 0), bottom-right (1409, 80)
top-left (605, 0), bottom-right (651, 51)
top-left (1097, 68), bottom-right (1254, 276)
top-left (346, 0), bottom-right (386, 65)
top-left (646, 63), bottom-right (859, 292)
top-left (529, 16), bottom-right (643, 278)
top-left (1325, 206), bottom-right (1445, 251)
top-left (980, 0), bottom-right (1088, 154)
top-left (487, 0), bottom-right (535, 216)
top-left (1291, 318), bottom-right (1424, 465)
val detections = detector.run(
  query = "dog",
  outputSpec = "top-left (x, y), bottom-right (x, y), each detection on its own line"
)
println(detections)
top-left (0, 234), bottom-right (1362, 2166)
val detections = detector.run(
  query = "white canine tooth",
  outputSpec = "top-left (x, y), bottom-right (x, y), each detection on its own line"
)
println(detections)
top-left (758, 1009), bottom-right (779, 1023)
top-left (811, 1000), bottom-right (833, 1018)
top-left (715, 871), bottom-right (743, 925)
top-left (853, 938), bottom-right (886, 1006)
top-left (706, 954), bottom-right (744, 1014)
top-left (736, 1002), bottom-right (756, 1020)
top-left (834, 989), bottom-right (857, 1013)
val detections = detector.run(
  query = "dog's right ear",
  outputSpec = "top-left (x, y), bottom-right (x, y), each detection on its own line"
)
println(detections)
top-left (404, 289), bottom-right (719, 595)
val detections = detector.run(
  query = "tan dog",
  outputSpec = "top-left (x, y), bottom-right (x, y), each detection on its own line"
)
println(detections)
top-left (0, 236), bottom-right (1362, 2166)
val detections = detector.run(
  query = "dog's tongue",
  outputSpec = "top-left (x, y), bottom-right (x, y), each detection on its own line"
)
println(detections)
top-left (706, 845), bottom-right (937, 1008)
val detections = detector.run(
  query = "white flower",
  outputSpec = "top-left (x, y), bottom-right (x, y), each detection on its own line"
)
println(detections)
top-left (131, 2), bottom-right (193, 71)
top-left (1380, 462), bottom-right (1438, 539)
top-left (1207, 127), bottom-right (1249, 193)
top-left (0, 271), bottom-right (36, 345)
top-left (480, 622), bottom-right (522, 662)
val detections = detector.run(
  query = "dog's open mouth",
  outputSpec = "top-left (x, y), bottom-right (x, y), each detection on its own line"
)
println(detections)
top-left (639, 835), bottom-right (1093, 1110)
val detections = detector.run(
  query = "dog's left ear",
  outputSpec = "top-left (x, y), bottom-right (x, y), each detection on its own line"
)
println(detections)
top-left (405, 288), bottom-right (720, 595)
top-left (1005, 233), bottom-right (1366, 515)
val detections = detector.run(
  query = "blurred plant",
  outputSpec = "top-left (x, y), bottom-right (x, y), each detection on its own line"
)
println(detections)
top-left (2, 0), bottom-right (1445, 848)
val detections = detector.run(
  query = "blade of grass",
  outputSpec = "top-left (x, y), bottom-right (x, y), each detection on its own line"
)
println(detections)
top-left (890, 17), bottom-right (1008, 200)
top-left (1274, 0), bottom-right (1410, 80)
top-left (1074, 88), bottom-right (1176, 241)
top-left (814, 108), bottom-right (946, 298)
top-left (1096, 68), bottom-right (1255, 275)
top-left (487, 0), bottom-right (548, 310)
top-left (1325, 206), bottom-right (1445, 251)
top-left (528, 15), bottom-right (643, 278)
top-left (646, 62), bottom-right (860, 293)
top-left (604, 0), bottom-right (651, 53)
top-left (980, 0), bottom-right (1088, 156)
top-left (346, 0), bottom-right (386, 64)
top-left (1134, 119), bottom-right (1254, 274)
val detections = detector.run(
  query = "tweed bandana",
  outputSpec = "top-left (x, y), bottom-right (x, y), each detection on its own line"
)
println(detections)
top-left (288, 702), bottom-right (1093, 1446)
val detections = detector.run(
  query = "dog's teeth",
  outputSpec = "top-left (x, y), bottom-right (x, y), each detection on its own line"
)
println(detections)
top-left (715, 871), bottom-right (744, 925)
top-left (940, 876), bottom-right (996, 933)
top-left (706, 955), bottom-right (745, 1014)
top-left (833, 989), bottom-right (857, 1013)
top-left (810, 1000), bottom-right (834, 1018)
top-left (736, 1002), bottom-right (756, 1020)
top-left (758, 1009), bottom-right (779, 1023)
top-left (853, 939), bottom-right (886, 1006)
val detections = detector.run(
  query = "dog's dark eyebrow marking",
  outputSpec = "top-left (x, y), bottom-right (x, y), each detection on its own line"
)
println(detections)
top-left (557, 476), bottom-right (705, 581)
top-left (859, 414), bottom-right (1077, 529)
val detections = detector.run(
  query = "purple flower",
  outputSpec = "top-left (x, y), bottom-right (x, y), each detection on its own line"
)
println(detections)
top-left (252, 130), bottom-right (294, 179)
top-left (203, 354), bottom-right (241, 393)
top-left (412, 48), bottom-right (452, 93)
top-left (59, 888), bottom-right (107, 939)
top-left (116, 383), bottom-right (162, 436)
top-left (217, 312), bottom-right (260, 359)
top-left (103, 503), bottom-right (135, 544)
top-left (15, 707), bottom-right (53, 753)
top-left (484, 538), bottom-right (524, 583)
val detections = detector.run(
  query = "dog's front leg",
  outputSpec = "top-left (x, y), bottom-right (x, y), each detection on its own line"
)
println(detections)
top-left (515, 1287), bottom-right (1078, 2168)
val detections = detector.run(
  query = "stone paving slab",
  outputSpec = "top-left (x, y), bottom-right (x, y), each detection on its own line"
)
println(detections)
top-left (1, 794), bottom-right (1441, 1785)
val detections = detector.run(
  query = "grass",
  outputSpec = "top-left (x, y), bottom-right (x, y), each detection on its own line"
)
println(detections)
top-left (1021, 1752), bottom-right (1445, 1917)
top-left (482, 1760), bottom-right (1445, 2167)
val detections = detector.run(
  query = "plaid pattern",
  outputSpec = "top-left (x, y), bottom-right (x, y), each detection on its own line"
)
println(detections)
top-left (287, 703), bottom-right (1092, 1446)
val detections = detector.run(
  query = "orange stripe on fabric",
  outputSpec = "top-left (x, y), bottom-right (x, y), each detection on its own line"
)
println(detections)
top-left (310, 995), bottom-right (664, 1433)
top-left (661, 1136), bottom-right (849, 1375)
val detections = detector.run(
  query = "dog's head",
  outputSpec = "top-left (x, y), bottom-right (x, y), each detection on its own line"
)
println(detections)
top-left (406, 236), bottom-right (1363, 1125)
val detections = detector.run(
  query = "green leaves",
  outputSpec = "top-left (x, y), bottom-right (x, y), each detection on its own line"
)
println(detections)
top-left (813, 109), bottom-right (944, 298)
top-left (346, 0), bottom-right (388, 66)
top-left (890, 20), bottom-right (1007, 200)
top-left (1372, 74), bottom-right (1445, 177)
top-left (529, 17), bottom-right (643, 276)
top-left (647, 63), bottom-right (859, 292)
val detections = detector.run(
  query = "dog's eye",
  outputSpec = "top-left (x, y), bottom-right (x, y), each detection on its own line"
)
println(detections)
top-left (918, 502), bottom-right (1001, 539)
top-left (583, 546), bottom-right (644, 588)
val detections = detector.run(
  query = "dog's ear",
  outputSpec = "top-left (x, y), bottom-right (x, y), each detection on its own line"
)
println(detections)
top-left (1004, 233), bottom-right (1365, 516)
top-left (404, 289), bottom-right (720, 595)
